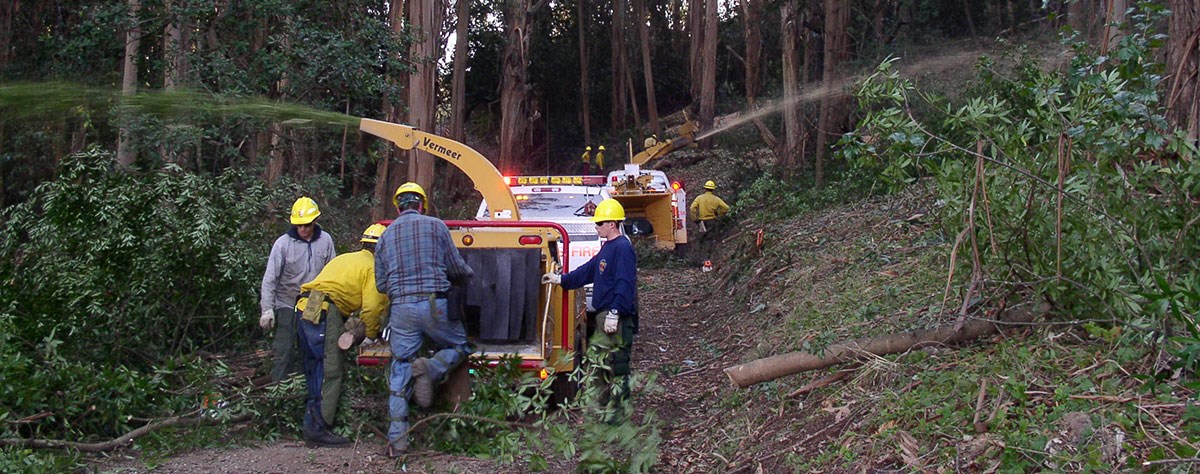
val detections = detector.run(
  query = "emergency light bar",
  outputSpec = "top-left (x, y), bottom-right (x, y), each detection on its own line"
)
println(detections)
top-left (505, 175), bottom-right (607, 186)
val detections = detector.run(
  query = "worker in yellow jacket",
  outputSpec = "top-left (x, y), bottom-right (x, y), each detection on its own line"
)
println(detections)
top-left (688, 180), bottom-right (730, 233)
top-left (294, 223), bottom-right (390, 447)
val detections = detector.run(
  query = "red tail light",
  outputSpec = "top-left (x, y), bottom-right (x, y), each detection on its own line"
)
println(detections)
top-left (519, 235), bottom-right (543, 245)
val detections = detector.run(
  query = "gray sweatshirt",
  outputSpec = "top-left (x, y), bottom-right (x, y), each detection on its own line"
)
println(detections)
top-left (259, 225), bottom-right (336, 313)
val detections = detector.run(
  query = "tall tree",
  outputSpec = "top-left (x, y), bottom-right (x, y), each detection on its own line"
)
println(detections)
top-left (450, 0), bottom-right (469, 141)
top-left (611, 0), bottom-right (629, 130)
top-left (578, 0), bottom-right (592, 145)
top-left (116, 0), bottom-right (142, 170)
top-left (815, 0), bottom-right (849, 188)
top-left (741, 0), bottom-right (778, 155)
top-left (780, 0), bottom-right (805, 176)
top-left (0, 0), bottom-right (13, 72)
top-left (635, 0), bottom-right (659, 136)
top-left (408, 0), bottom-right (437, 190)
top-left (1167, 0), bottom-right (1199, 141)
top-left (688, 0), bottom-right (704, 102)
top-left (698, 0), bottom-right (717, 149)
top-left (499, 0), bottom-right (530, 173)
top-left (375, 0), bottom-right (408, 220)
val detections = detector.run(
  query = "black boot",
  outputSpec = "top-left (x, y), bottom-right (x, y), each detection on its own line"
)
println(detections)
top-left (303, 406), bottom-right (351, 448)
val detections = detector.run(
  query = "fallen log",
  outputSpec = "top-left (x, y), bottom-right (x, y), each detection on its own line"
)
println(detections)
top-left (723, 301), bottom-right (1048, 388)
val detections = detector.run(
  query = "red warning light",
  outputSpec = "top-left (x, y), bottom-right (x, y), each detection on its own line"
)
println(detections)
top-left (671, 181), bottom-right (681, 191)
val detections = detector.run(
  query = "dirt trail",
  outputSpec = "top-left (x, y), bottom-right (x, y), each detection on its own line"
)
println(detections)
top-left (93, 266), bottom-right (744, 473)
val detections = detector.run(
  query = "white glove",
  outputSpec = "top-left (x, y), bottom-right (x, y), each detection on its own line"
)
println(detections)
top-left (259, 309), bottom-right (275, 330)
top-left (541, 273), bottom-right (561, 285)
top-left (603, 309), bottom-right (619, 334)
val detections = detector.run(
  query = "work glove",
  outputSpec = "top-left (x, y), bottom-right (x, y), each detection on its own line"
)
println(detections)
top-left (603, 309), bottom-right (619, 334)
top-left (259, 309), bottom-right (275, 330)
top-left (343, 317), bottom-right (365, 335)
top-left (541, 273), bottom-right (561, 285)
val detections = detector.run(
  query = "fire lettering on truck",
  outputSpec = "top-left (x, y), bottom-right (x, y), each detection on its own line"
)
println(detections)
top-left (421, 137), bottom-right (463, 161)
top-left (571, 246), bottom-right (599, 258)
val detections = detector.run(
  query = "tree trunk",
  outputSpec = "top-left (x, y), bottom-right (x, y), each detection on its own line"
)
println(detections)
top-left (577, 0), bottom-right (592, 145)
top-left (611, 0), bottom-right (628, 130)
top-left (264, 121), bottom-right (285, 185)
top-left (0, 0), bottom-right (14, 71)
top-left (697, 0), bottom-right (717, 149)
top-left (163, 0), bottom-right (189, 169)
top-left (407, 0), bottom-right (437, 191)
top-left (373, 0), bottom-right (408, 220)
top-left (814, 0), bottom-right (848, 188)
top-left (1100, 0), bottom-right (1126, 55)
top-left (688, 0), bottom-right (703, 104)
top-left (781, 0), bottom-right (803, 176)
top-left (1167, 0), bottom-right (1200, 142)
top-left (499, 0), bottom-right (529, 174)
top-left (723, 303), bottom-right (1048, 388)
top-left (635, 0), bottom-right (659, 136)
top-left (116, 0), bottom-right (141, 170)
top-left (450, 0), bottom-right (469, 141)
top-left (960, 0), bottom-right (977, 38)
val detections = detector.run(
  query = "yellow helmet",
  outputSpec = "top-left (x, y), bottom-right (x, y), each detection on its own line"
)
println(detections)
top-left (598, 145), bottom-right (606, 151)
top-left (392, 182), bottom-right (427, 209)
top-left (360, 223), bottom-right (387, 243)
top-left (704, 180), bottom-right (716, 190)
top-left (591, 198), bottom-right (625, 223)
top-left (290, 197), bottom-right (321, 225)
top-left (586, 146), bottom-right (592, 151)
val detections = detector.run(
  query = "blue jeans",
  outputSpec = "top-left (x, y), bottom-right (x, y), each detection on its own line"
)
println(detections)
top-left (387, 297), bottom-right (472, 446)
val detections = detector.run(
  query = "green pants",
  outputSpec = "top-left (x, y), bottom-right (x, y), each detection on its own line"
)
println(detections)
top-left (588, 311), bottom-right (635, 421)
top-left (271, 307), bottom-right (302, 383)
top-left (321, 305), bottom-right (345, 426)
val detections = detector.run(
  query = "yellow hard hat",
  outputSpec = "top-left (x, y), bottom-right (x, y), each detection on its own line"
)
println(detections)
top-left (598, 145), bottom-right (606, 151)
top-left (392, 182), bottom-right (427, 209)
top-left (290, 197), bottom-right (321, 225)
top-left (360, 223), bottom-right (387, 243)
top-left (704, 180), bottom-right (716, 190)
top-left (591, 198), bottom-right (625, 223)
top-left (586, 146), bottom-right (592, 151)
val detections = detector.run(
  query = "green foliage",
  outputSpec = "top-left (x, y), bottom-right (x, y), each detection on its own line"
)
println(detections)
top-left (737, 170), bottom-right (873, 223)
top-left (418, 346), bottom-right (662, 471)
top-left (0, 149), bottom-right (299, 440)
top-left (840, 4), bottom-right (1200, 362)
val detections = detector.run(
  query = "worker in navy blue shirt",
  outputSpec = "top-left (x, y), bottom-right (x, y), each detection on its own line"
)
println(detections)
top-left (542, 198), bottom-right (637, 423)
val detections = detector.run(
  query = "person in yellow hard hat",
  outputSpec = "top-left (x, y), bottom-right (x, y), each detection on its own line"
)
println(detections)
top-left (580, 146), bottom-right (593, 174)
top-left (293, 223), bottom-right (389, 447)
top-left (689, 180), bottom-right (730, 234)
top-left (595, 145), bottom-right (606, 171)
top-left (260, 196), bottom-right (336, 383)
top-left (541, 198), bottom-right (637, 424)
top-left (375, 182), bottom-right (475, 457)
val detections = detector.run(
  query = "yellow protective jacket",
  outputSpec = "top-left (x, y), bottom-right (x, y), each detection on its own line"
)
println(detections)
top-left (595, 151), bottom-right (605, 169)
top-left (689, 191), bottom-right (730, 221)
top-left (297, 249), bottom-right (389, 338)
top-left (580, 150), bottom-right (591, 163)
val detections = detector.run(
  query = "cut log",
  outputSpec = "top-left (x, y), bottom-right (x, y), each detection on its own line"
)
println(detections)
top-left (723, 302), bottom-right (1048, 388)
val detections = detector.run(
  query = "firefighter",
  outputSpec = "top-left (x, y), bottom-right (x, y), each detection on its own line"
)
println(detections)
top-left (541, 198), bottom-right (637, 424)
top-left (580, 146), bottom-right (593, 174)
top-left (293, 223), bottom-right (389, 447)
top-left (595, 145), bottom-right (606, 171)
top-left (260, 196), bottom-right (335, 383)
top-left (375, 182), bottom-right (475, 458)
top-left (689, 180), bottom-right (730, 234)
top-left (643, 134), bottom-right (658, 150)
